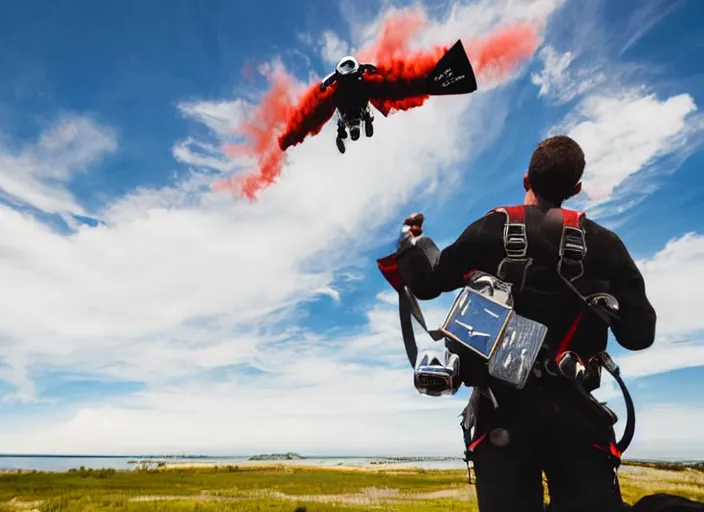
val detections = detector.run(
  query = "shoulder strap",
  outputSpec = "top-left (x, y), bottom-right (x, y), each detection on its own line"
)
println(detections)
top-left (377, 254), bottom-right (445, 368)
top-left (492, 206), bottom-right (532, 291)
top-left (489, 205), bottom-right (587, 292)
top-left (558, 209), bottom-right (587, 282)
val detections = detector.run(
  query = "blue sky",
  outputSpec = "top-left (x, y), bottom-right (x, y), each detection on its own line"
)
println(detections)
top-left (0, 0), bottom-right (703, 459)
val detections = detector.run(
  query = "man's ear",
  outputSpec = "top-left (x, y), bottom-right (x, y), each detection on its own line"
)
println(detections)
top-left (523, 173), bottom-right (531, 192)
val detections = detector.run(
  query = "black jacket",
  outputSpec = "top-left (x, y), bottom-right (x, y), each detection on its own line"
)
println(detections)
top-left (395, 206), bottom-right (657, 363)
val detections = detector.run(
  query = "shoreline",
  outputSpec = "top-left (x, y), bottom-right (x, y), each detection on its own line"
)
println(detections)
top-left (1, 458), bottom-right (701, 476)
top-left (161, 461), bottom-right (437, 471)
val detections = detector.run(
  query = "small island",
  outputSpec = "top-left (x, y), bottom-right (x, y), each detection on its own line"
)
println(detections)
top-left (248, 452), bottom-right (304, 461)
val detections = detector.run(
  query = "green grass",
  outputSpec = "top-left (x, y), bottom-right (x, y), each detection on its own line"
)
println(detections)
top-left (0, 463), bottom-right (701, 511)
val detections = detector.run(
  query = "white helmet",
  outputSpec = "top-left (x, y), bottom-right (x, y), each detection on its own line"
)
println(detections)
top-left (336, 56), bottom-right (360, 76)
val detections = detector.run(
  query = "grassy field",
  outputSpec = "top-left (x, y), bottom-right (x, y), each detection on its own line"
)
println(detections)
top-left (0, 462), bottom-right (702, 511)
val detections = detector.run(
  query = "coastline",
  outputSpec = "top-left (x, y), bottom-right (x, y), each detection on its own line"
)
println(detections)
top-left (160, 461), bottom-right (431, 472)
top-left (0, 452), bottom-right (701, 475)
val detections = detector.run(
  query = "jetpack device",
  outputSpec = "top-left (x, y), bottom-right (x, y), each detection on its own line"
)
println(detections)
top-left (377, 253), bottom-right (549, 396)
top-left (377, 251), bottom-right (637, 460)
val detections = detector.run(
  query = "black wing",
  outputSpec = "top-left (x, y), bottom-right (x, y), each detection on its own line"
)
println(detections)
top-left (365, 40), bottom-right (478, 101)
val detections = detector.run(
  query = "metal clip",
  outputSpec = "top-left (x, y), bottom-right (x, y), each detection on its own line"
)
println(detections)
top-left (503, 223), bottom-right (527, 258)
top-left (560, 226), bottom-right (586, 262)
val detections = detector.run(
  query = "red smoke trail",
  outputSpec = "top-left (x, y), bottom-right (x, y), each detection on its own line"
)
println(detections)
top-left (213, 70), bottom-right (295, 199)
top-left (463, 24), bottom-right (539, 83)
top-left (217, 11), bottom-right (539, 201)
top-left (358, 8), bottom-right (428, 62)
top-left (213, 71), bottom-right (336, 200)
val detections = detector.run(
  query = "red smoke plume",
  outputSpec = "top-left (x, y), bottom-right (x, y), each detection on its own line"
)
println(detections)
top-left (215, 69), bottom-right (295, 198)
top-left (216, 11), bottom-right (540, 201)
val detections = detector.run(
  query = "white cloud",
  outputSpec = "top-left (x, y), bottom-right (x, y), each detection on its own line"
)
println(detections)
top-left (635, 233), bottom-right (704, 338)
top-left (178, 100), bottom-right (250, 137)
top-left (297, 32), bottom-right (314, 46)
top-left (0, 0), bottom-right (555, 455)
top-left (552, 89), bottom-right (699, 204)
top-left (0, 292), bottom-right (469, 456)
top-left (613, 233), bottom-right (704, 380)
top-left (0, 115), bottom-right (116, 215)
top-left (408, 0), bottom-right (567, 46)
top-left (319, 31), bottom-right (350, 67)
top-left (628, 404), bottom-right (704, 460)
top-left (530, 0), bottom-right (703, 212)
top-left (618, 0), bottom-right (685, 56)
top-left (530, 45), bottom-right (606, 104)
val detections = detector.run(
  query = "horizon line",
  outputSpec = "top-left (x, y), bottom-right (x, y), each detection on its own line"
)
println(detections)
top-left (0, 453), bottom-right (700, 463)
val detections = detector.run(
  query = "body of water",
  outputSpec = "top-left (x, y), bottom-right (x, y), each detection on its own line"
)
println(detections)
top-left (0, 456), bottom-right (136, 472)
top-left (0, 455), bottom-right (468, 472)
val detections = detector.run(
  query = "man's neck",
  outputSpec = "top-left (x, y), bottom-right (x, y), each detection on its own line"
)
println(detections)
top-left (523, 190), bottom-right (560, 209)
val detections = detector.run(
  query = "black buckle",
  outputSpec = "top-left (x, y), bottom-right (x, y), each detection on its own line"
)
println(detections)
top-left (561, 226), bottom-right (586, 262)
top-left (504, 223), bottom-right (527, 258)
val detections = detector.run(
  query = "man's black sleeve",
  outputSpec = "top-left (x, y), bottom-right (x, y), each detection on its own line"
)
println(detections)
top-left (607, 233), bottom-right (657, 351)
top-left (395, 216), bottom-right (491, 300)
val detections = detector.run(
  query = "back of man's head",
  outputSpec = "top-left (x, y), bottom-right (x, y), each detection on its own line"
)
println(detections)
top-left (527, 136), bottom-right (585, 205)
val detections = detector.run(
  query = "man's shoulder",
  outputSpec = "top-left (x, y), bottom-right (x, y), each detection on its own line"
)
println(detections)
top-left (467, 208), bottom-right (507, 232)
top-left (581, 215), bottom-right (627, 250)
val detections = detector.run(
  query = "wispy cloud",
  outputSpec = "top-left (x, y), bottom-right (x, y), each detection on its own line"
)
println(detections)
top-left (530, 45), bottom-right (606, 104)
top-left (0, 115), bottom-right (116, 215)
top-left (319, 31), bottom-right (350, 66)
top-left (552, 90), bottom-right (698, 203)
top-left (618, 0), bottom-right (686, 56)
top-left (531, 0), bottom-right (703, 216)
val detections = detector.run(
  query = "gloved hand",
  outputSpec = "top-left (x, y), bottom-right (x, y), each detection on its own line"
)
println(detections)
top-left (401, 213), bottom-right (424, 237)
top-left (398, 213), bottom-right (425, 250)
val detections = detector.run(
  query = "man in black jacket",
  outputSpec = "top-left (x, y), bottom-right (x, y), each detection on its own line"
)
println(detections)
top-left (393, 136), bottom-right (657, 512)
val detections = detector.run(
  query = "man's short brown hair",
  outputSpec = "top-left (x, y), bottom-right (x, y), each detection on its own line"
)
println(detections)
top-left (527, 135), bottom-right (585, 205)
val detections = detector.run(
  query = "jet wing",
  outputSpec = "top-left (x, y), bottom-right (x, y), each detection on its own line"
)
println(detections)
top-left (278, 83), bottom-right (337, 151)
top-left (364, 40), bottom-right (478, 116)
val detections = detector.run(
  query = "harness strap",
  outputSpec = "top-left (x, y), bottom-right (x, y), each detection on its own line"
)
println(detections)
top-left (559, 209), bottom-right (587, 282)
top-left (594, 351), bottom-right (636, 455)
top-left (493, 206), bottom-right (531, 291)
top-left (377, 254), bottom-right (444, 368)
top-left (491, 205), bottom-right (587, 292)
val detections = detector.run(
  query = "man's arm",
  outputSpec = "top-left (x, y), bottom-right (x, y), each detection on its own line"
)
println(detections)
top-left (395, 216), bottom-right (491, 300)
top-left (608, 233), bottom-right (657, 351)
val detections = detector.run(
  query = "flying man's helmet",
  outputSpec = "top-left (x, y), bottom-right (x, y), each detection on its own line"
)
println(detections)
top-left (336, 56), bottom-right (360, 76)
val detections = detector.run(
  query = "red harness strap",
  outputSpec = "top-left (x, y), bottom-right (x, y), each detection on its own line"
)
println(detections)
top-left (592, 441), bottom-right (623, 460)
top-left (554, 209), bottom-right (587, 360)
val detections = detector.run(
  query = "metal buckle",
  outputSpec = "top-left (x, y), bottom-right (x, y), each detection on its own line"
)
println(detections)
top-left (503, 223), bottom-right (527, 258)
top-left (560, 226), bottom-right (586, 262)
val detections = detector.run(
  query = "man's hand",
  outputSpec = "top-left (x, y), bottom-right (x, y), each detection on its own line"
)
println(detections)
top-left (398, 213), bottom-right (425, 251)
top-left (402, 213), bottom-right (424, 238)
